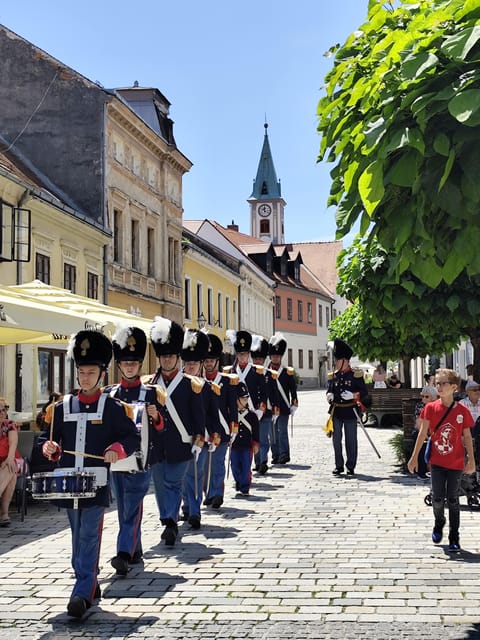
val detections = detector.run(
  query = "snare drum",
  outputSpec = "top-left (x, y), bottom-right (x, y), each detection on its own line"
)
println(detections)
top-left (31, 469), bottom-right (97, 499)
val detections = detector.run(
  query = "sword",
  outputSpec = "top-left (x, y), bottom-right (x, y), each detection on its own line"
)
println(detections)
top-left (194, 454), bottom-right (198, 500)
top-left (226, 433), bottom-right (236, 479)
top-left (206, 449), bottom-right (213, 498)
top-left (353, 407), bottom-right (381, 459)
top-left (290, 414), bottom-right (294, 438)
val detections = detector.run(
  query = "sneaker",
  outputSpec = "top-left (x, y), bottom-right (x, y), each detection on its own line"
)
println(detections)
top-left (432, 522), bottom-right (445, 544)
top-left (67, 596), bottom-right (87, 619)
top-left (332, 468), bottom-right (344, 476)
top-left (448, 540), bottom-right (461, 552)
top-left (346, 468), bottom-right (355, 475)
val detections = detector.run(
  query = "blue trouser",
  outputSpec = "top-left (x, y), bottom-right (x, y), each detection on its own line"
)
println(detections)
top-left (151, 460), bottom-right (189, 523)
top-left (230, 447), bottom-right (253, 493)
top-left (110, 469), bottom-right (151, 558)
top-left (183, 446), bottom-right (207, 518)
top-left (67, 505), bottom-right (104, 603)
top-left (204, 442), bottom-right (228, 500)
top-left (271, 414), bottom-right (290, 460)
top-left (332, 416), bottom-right (357, 470)
top-left (431, 465), bottom-right (463, 541)
top-left (254, 415), bottom-right (273, 466)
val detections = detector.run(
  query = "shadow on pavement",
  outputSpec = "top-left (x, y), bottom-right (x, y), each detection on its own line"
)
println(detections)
top-left (102, 570), bottom-right (186, 597)
top-left (41, 613), bottom-right (159, 637)
top-left (146, 539), bottom-right (224, 564)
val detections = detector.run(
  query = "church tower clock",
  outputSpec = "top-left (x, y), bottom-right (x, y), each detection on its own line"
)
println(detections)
top-left (248, 122), bottom-right (286, 244)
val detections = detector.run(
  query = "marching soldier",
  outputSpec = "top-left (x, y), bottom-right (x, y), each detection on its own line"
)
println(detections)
top-left (106, 326), bottom-right (166, 576)
top-left (39, 330), bottom-right (139, 619)
top-left (203, 333), bottom-right (238, 508)
top-left (326, 338), bottom-right (368, 475)
top-left (148, 317), bottom-right (206, 546)
top-left (268, 333), bottom-right (298, 464)
top-left (231, 382), bottom-right (260, 496)
top-left (251, 334), bottom-right (279, 474)
top-left (180, 329), bottom-right (219, 529)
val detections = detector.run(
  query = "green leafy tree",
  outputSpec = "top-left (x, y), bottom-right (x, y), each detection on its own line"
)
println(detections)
top-left (318, 0), bottom-right (480, 287)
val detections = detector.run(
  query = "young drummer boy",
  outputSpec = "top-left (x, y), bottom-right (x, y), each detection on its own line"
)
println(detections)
top-left (230, 382), bottom-right (259, 496)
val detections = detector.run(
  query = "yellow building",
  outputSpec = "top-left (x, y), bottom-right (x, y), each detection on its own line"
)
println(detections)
top-left (182, 228), bottom-right (241, 360)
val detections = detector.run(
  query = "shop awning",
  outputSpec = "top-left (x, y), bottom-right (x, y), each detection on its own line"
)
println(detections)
top-left (0, 280), bottom-right (155, 345)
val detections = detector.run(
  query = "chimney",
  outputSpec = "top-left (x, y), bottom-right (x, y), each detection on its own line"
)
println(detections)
top-left (227, 219), bottom-right (239, 232)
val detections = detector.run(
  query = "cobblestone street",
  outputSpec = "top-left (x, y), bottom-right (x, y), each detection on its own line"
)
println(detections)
top-left (1, 389), bottom-right (480, 639)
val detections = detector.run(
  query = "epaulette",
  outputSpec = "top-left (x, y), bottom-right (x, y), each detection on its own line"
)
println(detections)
top-left (223, 365), bottom-right (233, 373)
top-left (268, 368), bottom-right (279, 380)
top-left (155, 385), bottom-right (168, 406)
top-left (44, 403), bottom-right (54, 425)
top-left (287, 366), bottom-right (295, 376)
top-left (353, 369), bottom-right (364, 378)
top-left (119, 400), bottom-right (134, 420)
top-left (211, 382), bottom-right (222, 396)
top-left (225, 373), bottom-right (239, 385)
top-left (141, 374), bottom-right (153, 384)
top-left (327, 371), bottom-right (334, 380)
top-left (255, 365), bottom-right (264, 375)
top-left (183, 373), bottom-right (204, 393)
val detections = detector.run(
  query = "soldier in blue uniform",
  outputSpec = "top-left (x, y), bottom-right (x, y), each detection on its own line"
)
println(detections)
top-left (181, 329), bottom-right (221, 529)
top-left (105, 326), bottom-right (166, 576)
top-left (203, 333), bottom-right (238, 509)
top-left (231, 382), bottom-right (260, 496)
top-left (39, 330), bottom-right (139, 619)
top-left (251, 334), bottom-right (279, 474)
top-left (148, 317), bottom-right (206, 546)
top-left (225, 329), bottom-right (267, 429)
top-left (268, 333), bottom-right (298, 464)
top-left (326, 338), bottom-right (368, 476)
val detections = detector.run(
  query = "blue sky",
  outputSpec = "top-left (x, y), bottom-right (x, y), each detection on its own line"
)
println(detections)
top-left (1, 1), bottom-right (369, 242)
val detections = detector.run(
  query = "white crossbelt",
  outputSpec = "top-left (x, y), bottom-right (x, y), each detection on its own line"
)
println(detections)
top-left (160, 371), bottom-right (192, 444)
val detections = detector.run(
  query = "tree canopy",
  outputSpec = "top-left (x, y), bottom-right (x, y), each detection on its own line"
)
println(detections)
top-left (317, 0), bottom-right (480, 287)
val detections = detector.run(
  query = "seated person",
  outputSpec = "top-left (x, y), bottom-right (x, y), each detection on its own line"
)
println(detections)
top-left (0, 399), bottom-right (22, 526)
top-left (388, 374), bottom-right (402, 388)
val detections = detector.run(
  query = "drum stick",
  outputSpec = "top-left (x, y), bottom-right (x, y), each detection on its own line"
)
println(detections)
top-left (63, 449), bottom-right (105, 461)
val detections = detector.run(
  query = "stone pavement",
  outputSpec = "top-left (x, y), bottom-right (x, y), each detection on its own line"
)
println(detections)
top-left (2, 389), bottom-right (480, 639)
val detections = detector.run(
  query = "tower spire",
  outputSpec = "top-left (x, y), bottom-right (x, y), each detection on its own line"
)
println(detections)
top-left (250, 122), bottom-right (281, 199)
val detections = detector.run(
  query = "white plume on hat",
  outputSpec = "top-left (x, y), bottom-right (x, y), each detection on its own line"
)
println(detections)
top-left (225, 329), bottom-right (237, 346)
top-left (183, 329), bottom-right (197, 350)
top-left (112, 324), bottom-right (132, 350)
top-left (269, 332), bottom-right (285, 346)
top-left (66, 333), bottom-right (77, 361)
top-left (251, 334), bottom-right (263, 352)
top-left (151, 316), bottom-right (171, 344)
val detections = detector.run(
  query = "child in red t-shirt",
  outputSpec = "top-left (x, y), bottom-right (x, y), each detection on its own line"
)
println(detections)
top-left (408, 369), bottom-right (475, 552)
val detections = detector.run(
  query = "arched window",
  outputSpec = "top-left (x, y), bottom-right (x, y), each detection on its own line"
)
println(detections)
top-left (260, 219), bottom-right (270, 234)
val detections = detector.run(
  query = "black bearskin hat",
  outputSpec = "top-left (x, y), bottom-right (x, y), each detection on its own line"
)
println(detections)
top-left (181, 329), bottom-right (210, 362)
top-left (68, 330), bottom-right (112, 369)
top-left (250, 334), bottom-right (269, 359)
top-left (150, 316), bottom-right (184, 357)
top-left (112, 326), bottom-right (147, 362)
top-left (206, 333), bottom-right (223, 360)
top-left (268, 333), bottom-right (287, 356)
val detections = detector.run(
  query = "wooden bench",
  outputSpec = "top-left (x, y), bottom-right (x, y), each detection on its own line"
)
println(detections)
top-left (364, 388), bottom-right (422, 428)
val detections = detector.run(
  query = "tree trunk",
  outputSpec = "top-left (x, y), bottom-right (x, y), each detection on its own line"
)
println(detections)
top-left (401, 355), bottom-right (412, 388)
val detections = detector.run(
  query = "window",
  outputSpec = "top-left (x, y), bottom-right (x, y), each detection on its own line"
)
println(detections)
top-left (287, 348), bottom-right (293, 367)
top-left (207, 288), bottom-right (213, 325)
top-left (307, 302), bottom-right (312, 324)
top-left (298, 349), bottom-right (304, 369)
top-left (326, 307), bottom-right (330, 326)
top-left (225, 296), bottom-right (230, 329)
top-left (275, 296), bottom-right (281, 319)
top-left (308, 350), bottom-right (314, 369)
top-left (298, 300), bottom-right (303, 322)
top-left (113, 209), bottom-right (122, 263)
top-left (232, 300), bottom-right (237, 329)
top-left (184, 277), bottom-right (191, 320)
top-left (197, 283), bottom-right (203, 318)
top-left (131, 219), bottom-right (139, 270)
top-left (287, 298), bottom-right (292, 321)
top-left (147, 227), bottom-right (155, 276)
top-left (318, 304), bottom-right (323, 327)
top-left (168, 238), bottom-right (178, 284)
top-left (38, 349), bottom-right (71, 406)
top-left (64, 263), bottom-right (76, 293)
top-left (260, 219), bottom-right (270, 234)
top-left (36, 253), bottom-right (50, 284)
top-left (217, 292), bottom-right (222, 327)
top-left (87, 272), bottom-right (98, 299)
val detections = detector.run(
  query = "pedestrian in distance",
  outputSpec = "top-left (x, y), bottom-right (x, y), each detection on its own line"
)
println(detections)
top-left (326, 338), bottom-right (368, 476)
top-left (105, 325), bottom-right (166, 577)
top-left (412, 385), bottom-right (438, 479)
top-left (39, 330), bottom-right (139, 620)
top-left (408, 368), bottom-right (475, 552)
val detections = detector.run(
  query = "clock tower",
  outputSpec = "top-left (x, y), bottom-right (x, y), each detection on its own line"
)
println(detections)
top-left (248, 122), bottom-right (286, 244)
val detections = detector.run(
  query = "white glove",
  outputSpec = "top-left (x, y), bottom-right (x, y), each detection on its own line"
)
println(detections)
top-left (255, 409), bottom-right (264, 421)
top-left (290, 405), bottom-right (298, 416)
top-left (191, 444), bottom-right (202, 462)
top-left (326, 392), bottom-right (334, 403)
top-left (208, 442), bottom-right (217, 453)
top-left (341, 390), bottom-right (354, 400)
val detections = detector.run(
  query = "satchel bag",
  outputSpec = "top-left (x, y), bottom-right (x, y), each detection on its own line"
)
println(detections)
top-left (424, 401), bottom-right (455, 464)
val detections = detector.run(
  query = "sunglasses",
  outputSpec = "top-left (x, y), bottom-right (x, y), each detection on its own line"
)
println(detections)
top-left (420, 395), bottom-right (431, 399)
top-left (0, 406), bottom-right (9, 411)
